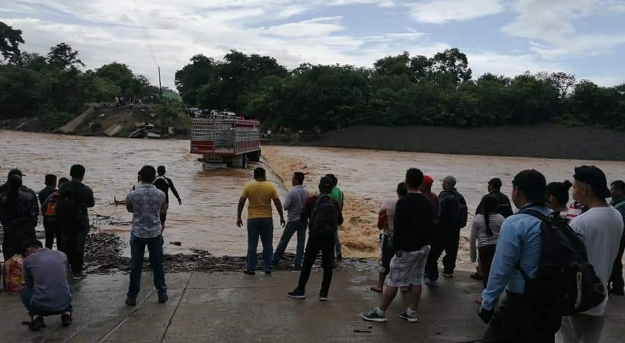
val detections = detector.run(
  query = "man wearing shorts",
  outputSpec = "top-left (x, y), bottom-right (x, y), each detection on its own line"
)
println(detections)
top-left (371, 182), bottom-right (407, 293)
top-left (362, 168), bottom-right (434, 323)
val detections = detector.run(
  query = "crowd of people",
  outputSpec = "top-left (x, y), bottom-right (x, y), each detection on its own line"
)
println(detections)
top-left (0, 164), bottom-right (182, 330)
top-left (1, 161), bottom-right (624, 343)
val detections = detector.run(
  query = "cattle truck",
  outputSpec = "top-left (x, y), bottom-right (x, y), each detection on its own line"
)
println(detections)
top-left (189, 113), bottom-right (261, 168)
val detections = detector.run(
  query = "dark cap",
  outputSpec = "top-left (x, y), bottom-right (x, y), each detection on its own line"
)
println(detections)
top-left (319, 176), bottom-right (334, 189)
top-left (512, 170), bottom-right (546, 202)
top-left (574, 165), bottom-right (611, 198)
top-left (8, 169), bottom-right (24, 178)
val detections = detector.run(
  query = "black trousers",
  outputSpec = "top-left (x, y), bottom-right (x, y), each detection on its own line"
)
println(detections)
top-left (2, 225), bottom-right (36, 260)
top-left (425, 226), bottom-right (460, 280)
top-left (482, 292), bottom-right (562, 343)
top-left (43, 220), bottom-right (62, 250)
top-left (610, 229), bottom-right (625, 291)
top-left (61, 228), bottom-right (88, 274)
top-left (297, 234), bottom-right (335, 294)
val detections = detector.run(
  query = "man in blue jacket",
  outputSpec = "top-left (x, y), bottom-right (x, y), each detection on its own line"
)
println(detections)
top-left (478, 170), bottom-right (561, 343)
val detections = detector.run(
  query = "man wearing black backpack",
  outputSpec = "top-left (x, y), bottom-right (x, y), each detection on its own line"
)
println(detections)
top-left (557, 166), bottom-right (624, 343)
top-left (425, 175), bottom-right (467, 281)
top-left (57, 165), bottom-right (95, 281)
top-left (288, 176), bottom-right (343, 301)
top-left (478, 170), bottom-right (561, 343)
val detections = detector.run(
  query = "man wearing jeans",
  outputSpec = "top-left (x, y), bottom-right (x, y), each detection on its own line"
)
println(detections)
top-left (272, 172), bottom-right (310, 269)
top-left (21, 239), bottom-right (73, 331)
top-left (237, 167), bottom-right (285, 275)
top-left (125, 165), bottom-right (167, 306)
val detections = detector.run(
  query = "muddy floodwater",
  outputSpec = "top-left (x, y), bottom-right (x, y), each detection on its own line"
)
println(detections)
top-left (2, 130), bottom-right (624, 269)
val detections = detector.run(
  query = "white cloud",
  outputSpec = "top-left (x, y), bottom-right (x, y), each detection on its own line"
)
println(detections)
top-left (261, 17), bottom-right (345, 37)
top-left (410, 0), bottom-right (504, 24)
top-left (503, 0), bottom-right (625, 58)
top-left (468, 51), bottom-right (566, 77)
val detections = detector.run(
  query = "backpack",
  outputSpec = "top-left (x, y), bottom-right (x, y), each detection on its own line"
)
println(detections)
top-left (517, 209), bottom-right (606, 316)
top-left (55, 186), bottom-right (82, 227)
top-left (443, 191), bottom-right (468, 228)
top-left (309, 195), bottom-right (338, 236)
top-left (43, 192), bottom-right (60, 222)
top-left (3, 255), bottom-right (23, 292)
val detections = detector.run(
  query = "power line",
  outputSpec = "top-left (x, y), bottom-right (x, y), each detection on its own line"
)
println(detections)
top-left (130, 0), bottom-right (158, 68)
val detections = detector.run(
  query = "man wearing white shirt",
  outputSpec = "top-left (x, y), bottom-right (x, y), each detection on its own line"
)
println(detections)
top-left (557, 166), bottom-right (624, 343)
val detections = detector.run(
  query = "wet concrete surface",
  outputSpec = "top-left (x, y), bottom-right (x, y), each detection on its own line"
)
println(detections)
top-left (0, 269), bottom-right (623, 343)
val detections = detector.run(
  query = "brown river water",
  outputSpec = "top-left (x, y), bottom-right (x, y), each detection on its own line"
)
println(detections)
top-left (1, 131), bottom-right (624, 269)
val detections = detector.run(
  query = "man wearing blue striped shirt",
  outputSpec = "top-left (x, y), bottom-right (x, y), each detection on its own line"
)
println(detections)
top-left (478, 170), bottom-right (561, 343)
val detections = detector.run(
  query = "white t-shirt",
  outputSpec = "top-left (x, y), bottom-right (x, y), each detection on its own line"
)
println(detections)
top-left (570, 207), bottom-right (624, 316)
top-left (381, 198), bottom-right (399, 235)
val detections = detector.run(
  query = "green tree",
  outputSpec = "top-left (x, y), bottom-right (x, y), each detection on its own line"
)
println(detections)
top-left (0, 21), bottom-right (24, 64)
top-left (47, 43), bottom-right (85, 69)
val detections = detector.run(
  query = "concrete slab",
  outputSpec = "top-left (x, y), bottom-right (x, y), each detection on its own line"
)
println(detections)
top-left (0, 269), bottom-right (623, 343)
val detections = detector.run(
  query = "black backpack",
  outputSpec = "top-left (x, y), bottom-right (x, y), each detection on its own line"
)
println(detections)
top-left (55, 185), bottom-right (83, 227)
top-left (443, 191), bottom-right (468, 228)
top-left (517, 209), bottom-right (606, 316)
top-left (309, 195), bottom-right (338, 236)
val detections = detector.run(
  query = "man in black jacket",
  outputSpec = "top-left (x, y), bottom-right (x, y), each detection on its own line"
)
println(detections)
top-left (153, 166), bottom-right (182, 229)
top-left (361, 168), bottom-right (433, 323)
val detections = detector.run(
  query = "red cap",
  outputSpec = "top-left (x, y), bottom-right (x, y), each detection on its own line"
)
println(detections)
top-left (423, 175), bottom-right (434, 186)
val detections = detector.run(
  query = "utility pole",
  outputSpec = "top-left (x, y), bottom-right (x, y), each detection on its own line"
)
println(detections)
top-left (158, 66), bottom-right (163, 100)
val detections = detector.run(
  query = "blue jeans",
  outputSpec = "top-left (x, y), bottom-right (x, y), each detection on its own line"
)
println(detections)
top-left (272, 221), bottom-right (307, 267)
top-left (246, 218), bottom-right (274, 272)
top-left (128, 234), bottom-right (167, 298)
top-left (21, 287), bottom-right (72, 317)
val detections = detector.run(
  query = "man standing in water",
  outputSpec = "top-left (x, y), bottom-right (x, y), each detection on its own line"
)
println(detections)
top-left (153, 166), bottom-right (182, 229)
top-left (57, 165), bottom-right (95, 280)
top-left (272, 172), bottom-right (310, 269)
top-left (237, 167), bottom-right (285, 275)
top-left (125, 165), bottom-right (168, 306)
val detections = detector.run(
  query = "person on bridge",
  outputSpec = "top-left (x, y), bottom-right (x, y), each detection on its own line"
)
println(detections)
top-left (361, 168), bottom-right (433, 323)
top-left (153, 166), bottom-right (182, 230)
top-left (21, 239), bottom-right (73, 331)
top-left (57, 165), bottom-right (95, 281)
top-left (0, 175), bottom-right (38, 260)
top-left (237, 167), bottom-right (285, 275)
top-left (125, 165), bottom-right (168, 306)
top-left (288, 176), bottom-right (344, 301)
top-left (272, 172), bottom-right (310, 269)
top-left (325, 174), bottom-right (344, 261)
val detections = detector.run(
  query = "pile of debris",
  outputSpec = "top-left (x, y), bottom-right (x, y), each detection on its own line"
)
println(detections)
top-left (82, 231), bottom-right (376, 274)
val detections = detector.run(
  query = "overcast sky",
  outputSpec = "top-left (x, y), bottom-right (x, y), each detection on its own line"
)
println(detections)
top-left (2, 0), bottom-right (625, 89)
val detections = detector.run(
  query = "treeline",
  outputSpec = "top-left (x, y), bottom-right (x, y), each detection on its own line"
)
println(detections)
top-left (176, 50), bottom-right (625, 130)
top-left (0, 22), bottom-right (167, 124)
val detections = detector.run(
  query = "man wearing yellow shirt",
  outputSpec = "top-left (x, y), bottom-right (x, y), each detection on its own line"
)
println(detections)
top-left (237, 167), bottom-right (285, 275)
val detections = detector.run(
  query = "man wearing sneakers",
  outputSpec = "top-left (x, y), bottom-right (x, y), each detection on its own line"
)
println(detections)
top-left (362, 168), bottom-right (434, 323)
top-left (272, 172), bottom-right (310, 269)
top-left (557, 166), bottom-right (624, 343)
top-left (288, 176), bottom-right (343, 301)
top-left (125, 165), bottom-right (168, 306)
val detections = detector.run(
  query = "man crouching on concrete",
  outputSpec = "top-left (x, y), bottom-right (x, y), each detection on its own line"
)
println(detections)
top-left (22, 239), bottom-right (73, 331)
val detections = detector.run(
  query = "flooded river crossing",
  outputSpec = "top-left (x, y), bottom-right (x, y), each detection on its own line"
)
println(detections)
top-left (1, 130), bottom-right (624, 269)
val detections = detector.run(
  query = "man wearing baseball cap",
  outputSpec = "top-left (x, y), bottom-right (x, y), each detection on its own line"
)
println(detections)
top-left (557, 166), bottom-right (624, 343)
top-left (0, 169), bottom-right (38, 200)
